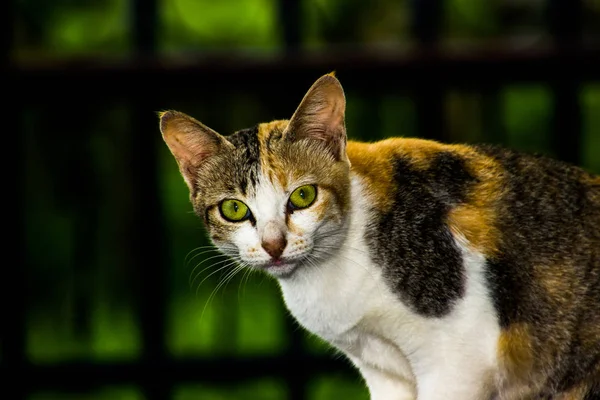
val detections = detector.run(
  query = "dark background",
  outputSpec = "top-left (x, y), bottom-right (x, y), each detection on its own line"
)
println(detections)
top-left (5, 0), bottom-right (600, 399)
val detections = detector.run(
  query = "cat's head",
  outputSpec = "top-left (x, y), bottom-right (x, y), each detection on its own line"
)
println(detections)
top-left (160, 73), bottom-right (352, 278)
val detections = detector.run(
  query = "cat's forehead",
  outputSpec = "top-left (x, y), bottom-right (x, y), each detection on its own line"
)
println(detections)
top-left (256, 120), bottom-right (288, 144)
top-left (227, 120), bottom-right (287, 148)
top-left (194, 121), bottom-right (287, 200)
top-left (224, 120), bottom-right (291, 192)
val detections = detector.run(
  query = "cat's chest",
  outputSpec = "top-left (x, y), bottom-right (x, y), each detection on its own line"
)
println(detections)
top-left (278, 246), bottom-right (420, 381)
top-left (277, 248), bottom-right (402, 342)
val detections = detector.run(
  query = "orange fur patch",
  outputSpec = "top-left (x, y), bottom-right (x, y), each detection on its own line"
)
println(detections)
top-left (257, 120), bottom-right (288, 143)
top-left (394, 137), bottom-right (450, 170)
top-left (312, 190), bottom-right (333, 221)
top-left (258, 120), bottom-right (290, 187)
top-left (498, 323), bottom-right (535, 381)
top-left (346, 140), bottom-right (397, 212)
top-left (448, 149), bottom-right (504, 256)
top-left (448, 205), bottom-right (498, 253)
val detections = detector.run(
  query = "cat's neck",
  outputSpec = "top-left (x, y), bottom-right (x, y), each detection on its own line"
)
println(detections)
top-left (277, 174), bottom-right (388, 339)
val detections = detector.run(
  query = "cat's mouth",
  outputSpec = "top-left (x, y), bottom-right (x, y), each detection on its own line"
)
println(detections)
top-left (258, 257), bottom-right (302, 278)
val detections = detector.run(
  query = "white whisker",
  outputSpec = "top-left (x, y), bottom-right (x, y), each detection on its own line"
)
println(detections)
top-left (201, 262), bottom-right (246, 321)
top-left (193, 258), bottom-right (237, 293)
top-left (185, 247), bottom-right (221, 268)
top-left (189, 253), bottom-right (231, 287)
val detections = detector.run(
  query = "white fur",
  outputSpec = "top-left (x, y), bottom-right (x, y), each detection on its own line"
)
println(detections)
top-left (224, 174), bottom-right (502, 399)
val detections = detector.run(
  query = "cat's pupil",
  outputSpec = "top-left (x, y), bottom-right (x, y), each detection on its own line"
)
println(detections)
top-left (233, 202), bottom-right (238, 212)
top-left (299, 190), bottom-right (305, 198)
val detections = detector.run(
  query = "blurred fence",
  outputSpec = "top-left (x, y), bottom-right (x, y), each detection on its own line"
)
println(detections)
top-left (4, 0), bottom-right (600, 399)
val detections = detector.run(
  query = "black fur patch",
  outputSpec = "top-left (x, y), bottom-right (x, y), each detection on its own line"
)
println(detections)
top-left (224, 126), bottom-right (261, 195)
top-left (583, 382), bottom-right (600, 400)
top-left (366, 152), bottom-right (477, 317)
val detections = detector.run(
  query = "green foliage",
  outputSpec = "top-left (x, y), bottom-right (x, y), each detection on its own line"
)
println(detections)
top-left (503, 85), bottom-right (553, 156)
top-left (30, 387), bottom-right (143, 400)
top-left (302, 0), bottom-right (410, 47)
top-left (173, 381), bottom-right (286, 400)
top-left (309, 375), bottom-right (369, 400)
top-left (582, 86), bottom-right (600, 174)
top-left (445, 0), bottom-right (499, 38)
top-left (16, 0), bottom-right (129, 56)
top-left (161, 0), bottom-right (280, 51)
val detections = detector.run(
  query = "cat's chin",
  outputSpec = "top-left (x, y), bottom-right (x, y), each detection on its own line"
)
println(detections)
top-left (258, 258), bottom-right (301, 279)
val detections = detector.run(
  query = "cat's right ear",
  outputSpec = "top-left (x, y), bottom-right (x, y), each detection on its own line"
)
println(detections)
top-left (283, 73), bottom-right (348, 163)
top-left (159, 110), bottom-right (233, 192)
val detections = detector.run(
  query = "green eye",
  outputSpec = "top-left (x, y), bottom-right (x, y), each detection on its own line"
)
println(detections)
top-left (219, 199), bottom-right (250, 222)
top-left (289, 185), bottom-right (317, 210)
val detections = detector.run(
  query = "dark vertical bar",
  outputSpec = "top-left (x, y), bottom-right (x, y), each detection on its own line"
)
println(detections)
top-left (133, 0), bottom-right (157, 57)
top-left (551, 80), bottom-right (582, 164)
top-left (411, 0), bottom-right (447, 142)
top-left (412, 0), bottom-right (443, 46)
top-left (130, 102), bottom-right (171, 400)
top-left (481, 87), bottom-right (506, 146)
top-left (131, 0), bottom-right (170, 399)
top-left (278, 0), bottom-right (301, 52)
top-left (3, 0), bottom-right (28, 399)
top-left (547, 0), bottom-right (583, 164)
top-left (2, 0), bottom-right (13, 65)
top-left (413, 80), bottom-right (446, 142)
top-left (284, 316), bottom-right (308, 400)
top-left (65, 111), bottom-right (96, 341)
top-left (277, 3), bottom-right (307, 399)
top-left (547, 0), bottom-right (582, 46)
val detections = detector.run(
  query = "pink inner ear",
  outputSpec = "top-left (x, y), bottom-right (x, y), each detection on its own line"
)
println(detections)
top-left (164, 122), bottom-right (221, 166)
top-left (286, 75), bottom-right (346, 143)
top-left (297, 100), bottom-right (345, 141)
top-left (184, 137), bottom-right (217, 166)
top-left (160, 110), bottom-right (233, 192)
top-left (326, 108), bottom-right (344, 134)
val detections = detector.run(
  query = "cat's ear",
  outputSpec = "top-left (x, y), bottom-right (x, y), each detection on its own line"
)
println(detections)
top-left (283, 73), bottom-right (348, 162)
top-left (159, 110), bottom-right (233, 192)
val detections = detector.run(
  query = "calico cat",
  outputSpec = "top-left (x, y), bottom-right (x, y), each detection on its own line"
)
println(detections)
top-left (159, 73), bottom-right (600, 400)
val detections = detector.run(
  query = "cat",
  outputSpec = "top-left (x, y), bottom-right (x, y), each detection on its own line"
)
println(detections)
top-left (159, 73), bottom-right (600, 400)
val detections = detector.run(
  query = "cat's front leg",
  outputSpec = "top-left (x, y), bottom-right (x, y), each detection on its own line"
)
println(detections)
top-left (350, 357), bottom-right (417, 400)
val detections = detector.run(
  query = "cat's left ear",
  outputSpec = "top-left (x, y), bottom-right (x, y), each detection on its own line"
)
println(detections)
top-left (283, 73), bottom-right (348, 162)
top-left (159, 110), bottom-right (233, 193)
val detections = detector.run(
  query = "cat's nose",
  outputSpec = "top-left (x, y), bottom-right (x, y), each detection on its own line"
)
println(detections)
top-left (261, 221), bottom-right (287, 260)
top-left (262, 236), bottom-right (287, 260)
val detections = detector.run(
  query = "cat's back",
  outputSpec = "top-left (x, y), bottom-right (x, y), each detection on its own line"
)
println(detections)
top-left (469, 143), bottom-right (600, 399)
top-left (348, 137), bottom-right (600, 260)
top-left (347, 137), bottom-right (600, 398)
top-left (473, 142), bottom-right (600, 242)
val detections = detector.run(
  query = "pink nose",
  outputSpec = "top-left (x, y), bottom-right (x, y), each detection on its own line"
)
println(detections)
top-left (261, 236), bottom-right (287, 260)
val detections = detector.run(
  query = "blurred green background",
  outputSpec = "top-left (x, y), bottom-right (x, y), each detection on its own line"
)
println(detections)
top-left (10, 0), bottom-right (600, 399)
